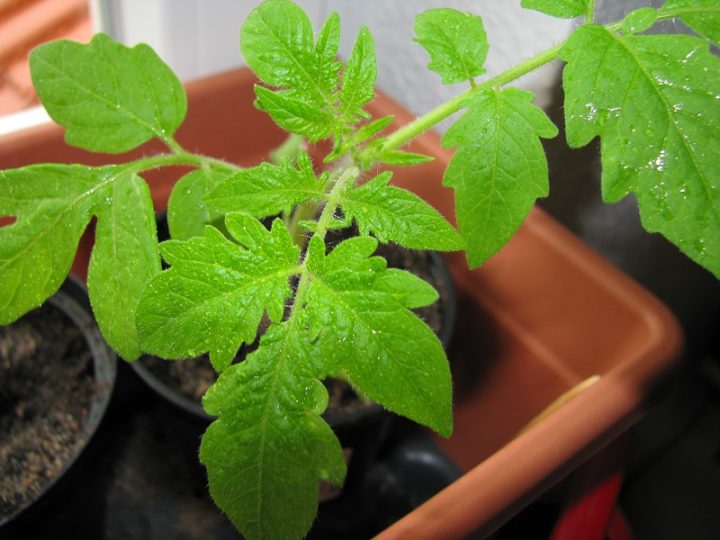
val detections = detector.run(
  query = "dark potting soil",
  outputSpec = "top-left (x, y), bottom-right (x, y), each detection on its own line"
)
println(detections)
top-left (139, 245), bottom-right (448, 416)
top-left (0, 303), bottom-right (95, 520)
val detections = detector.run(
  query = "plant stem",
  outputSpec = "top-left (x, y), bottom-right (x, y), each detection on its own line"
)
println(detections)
top-left (270, 134), bottom-right (306, 164)
top-left (289, 166), bottom-right (359, 319)
top-left (126, 151), bottom-right (242, 175)
top-left (286, 201), bottom-right (317, 247)
top-left (128, 153), bottom-right (205, 172)
top-left (163, 135), bottom-right (186, 155)
top-left (584, 0), bottom-right (596, 24)
top-left (376, 42), bottom-right (564, 154)
top-left (314, 166), bottom-right (359, 241)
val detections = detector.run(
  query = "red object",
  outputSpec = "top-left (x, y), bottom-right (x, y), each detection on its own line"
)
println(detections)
top-left (551, 438), bottom-right (634, 540)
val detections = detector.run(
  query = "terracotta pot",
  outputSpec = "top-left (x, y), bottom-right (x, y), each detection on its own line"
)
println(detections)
top-left (0, 68), bottom-right (682, 539)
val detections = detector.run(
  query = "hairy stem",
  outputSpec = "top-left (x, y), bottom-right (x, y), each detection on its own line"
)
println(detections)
top-left (286, 201), bottom-right (317, 248)
top-left (270, 134), bottom-right (307, 164)
top-left (125, 151), bottom-right (242, 176)
top-left (584, 0), bottom-right (596, 23)
top-left (374, 42), bottom-right (563, 155)
top-left (289, 166), bottom-right (359, 320)
top-left (164, 135), bottom-right (186, 155)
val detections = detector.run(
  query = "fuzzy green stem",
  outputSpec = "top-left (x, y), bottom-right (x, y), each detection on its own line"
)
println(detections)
top-left (270, 134), bottom-right (306, 164)
top-left (584, 0), bottom-right (596, 24)
top-left (127, 153), bottom-right (205, 172)
top-left (163, 135), bottom-right (186, 155)
top-left (375, 42), bottom-right (563, 155)
top-left (314, 166), bottom-right (359, 241)
top-left (286, 201), bottom-right (317, 248)
top-left (126, 151), bottom-right (243, 176)
top-left (288, 166), bottom-right (359, 321)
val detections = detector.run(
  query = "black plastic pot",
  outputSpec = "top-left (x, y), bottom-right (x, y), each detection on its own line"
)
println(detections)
top-left (0, 277), bottom-right (116, 529)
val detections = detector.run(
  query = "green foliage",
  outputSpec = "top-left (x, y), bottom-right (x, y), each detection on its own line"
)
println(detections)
top-left (443, 88), bottom-right (558, 268)
top-left (0, 165), bottom-right (104, 325)
top-left (167, 165), bottom-right (235, 241)
top-left (339, 27), bottom-right (377, 122)
top-left (0, 164), bottom-right (160, 358)
top-left (204, 152), bottom-right (326, 218)
top-left (240, 0), bottom-right (335, 104)
top-left (200, 320), bottom-right (346, 540)
top-left (303, 236), bottom-right (453, 436)
top-left (136, 215), bottom-right (300, 372)
top-left (254, 84), bottom-right (338, 141)
top-left (521, 0), bottom-right (590, 18)
top-left (375, 148), bottom-right (434, 166)
top-left (337, 171), bottom-right (465, 251)
top-left (2, 1), bottom-right (720, 539)
top-left (661, 0), bottom-right (720, 45)
top-left (561, 25), bottom-right (720, 278)
top-left (199, 233), bottom-right (452, 539)
top-left (414, 8), bottom-right (489, 85)
top-left (621, 8), bottom-right (658, 35)
top-left (241, 0), bottom-right (377, 143)
top-left (87, 173), bottom-right (161, 359)
top-left (30, 33), bottom-right (186, 153)
top-left (325, 116), bottom-right (394, 163)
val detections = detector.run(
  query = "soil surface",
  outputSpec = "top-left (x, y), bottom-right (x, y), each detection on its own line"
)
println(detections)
top-left (0, 303), bottom-right (95, 520)
top-left (140, 244), bottom-right (449, 417)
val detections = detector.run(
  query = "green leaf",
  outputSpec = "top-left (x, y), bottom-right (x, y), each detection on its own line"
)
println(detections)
top-left (240, 1), bottom-right (361, 139)
top-left (661, 0), bottom-right (720, 45)
top-left (87, 172), bottom-right (161, 360)
top-left (315, 13), bottom-right (342, 73)
top-left (136, 215), bottom-right (300, 372)
top-left (339, 26), bottom-right (377, 121)
top-left (254, 85), bottom-right (337, 142)
top-left (325, 117), bottom-right (394, 164)
top-left (240, 0), bottom-right (339, 111)
top-left (168, 165), bottom-right (236, 240)
top-left (241, 1), bottom-right (381, 141)
top-left (304, 236), bottom-right (453, 436)
top-left (353, 116), bottom-right (394, 144)
top-left (521, 0), bottom-right (589, 18)
top-left (337, 172), bottom-right (464, 251)
top-left (414, 8), bottom-right (489, 85)
top-left (561, 26), bottom-right (720, 277)
top-left (374, 268), bottom-right (439, 309)
top-left (30, 33), bottom-right (186, 154)
top-left (0, 164), bottom-right (162, 357)
top-left (375, 148), bottom-right (434, 166)
top-left (314, 12), bottom-right (343, 93)
top-left (204, 152), bottom-right (326, 218)
top-left (442, 88), bottom-right (558, 268)
top-left (621, 7), bottom-right (658, 35)
top-left (298, 216), bottom-right (349, 233)
top-left (200, 321), bottom-right (345, 540)
top-left (0, 165), bottom-right (105, 324)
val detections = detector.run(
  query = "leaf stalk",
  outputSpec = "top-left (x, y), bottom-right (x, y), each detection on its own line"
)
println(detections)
top-left (373, 42), bottom-right (563, 156)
